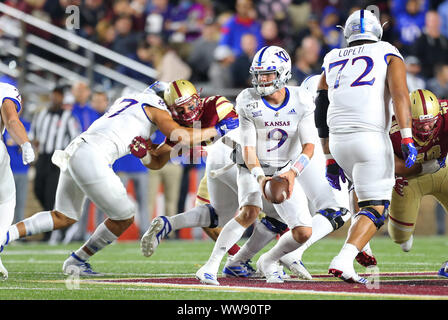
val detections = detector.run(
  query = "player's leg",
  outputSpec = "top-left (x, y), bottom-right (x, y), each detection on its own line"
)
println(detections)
top-left (2, 168), bottom-right (81, 251)
top-left (256, 182), bottom-right (312, 283)
top-left (0, 149), bottom-right (15, 280)
top-left (329, 132), bottom-right (394, 284)
top-left (61, 141), bottom-right (136, 276)
top-left (196, 166), bottom-right (261, 285)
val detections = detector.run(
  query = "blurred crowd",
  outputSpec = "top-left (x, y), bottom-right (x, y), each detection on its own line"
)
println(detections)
top-left (2, 0), bottom-right (448, 96)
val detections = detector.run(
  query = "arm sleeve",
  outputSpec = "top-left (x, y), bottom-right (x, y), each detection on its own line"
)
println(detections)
top-left (298, 111), bottom-right (319, 145)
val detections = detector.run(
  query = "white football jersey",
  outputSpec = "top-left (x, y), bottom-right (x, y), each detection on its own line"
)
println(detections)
top-left (0, 82), bottom-right (22, 134)
top-left (81, 92), bottom-right (169, 163)
top-left (322, 41), bottom-right (403, 133)
top-left (236, 86), bottom-right (317, 168)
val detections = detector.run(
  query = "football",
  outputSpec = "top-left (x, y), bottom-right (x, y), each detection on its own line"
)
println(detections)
top-left (264, 176), bottom-right (289, 204)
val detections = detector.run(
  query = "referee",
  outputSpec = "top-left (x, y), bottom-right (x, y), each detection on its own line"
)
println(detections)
top-left (30, 86), bottom-right (81, 240)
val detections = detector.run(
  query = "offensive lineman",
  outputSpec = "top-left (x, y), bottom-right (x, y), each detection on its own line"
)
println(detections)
top-left (0, 86), bottom-right (238, 276)
top-left (315, 9), bottom-right (417, 283)
top-left (0, 83), bottom-right (35, 280)
top-left (195, 45), bottom-right (343, 285)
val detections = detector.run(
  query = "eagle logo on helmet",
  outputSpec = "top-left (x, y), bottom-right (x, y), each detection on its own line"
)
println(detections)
top-left (410, 89), bottom-right (442, 146)
top-left (164, 80), bottom-right (204, 126)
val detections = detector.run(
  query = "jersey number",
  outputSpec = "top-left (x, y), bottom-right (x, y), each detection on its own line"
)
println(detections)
top-left (108, 98), bottom-right (138, 118)
top-left (328, 56), bottom-right (375, 89)
top-left (267, 128), bottom-right (288, 152)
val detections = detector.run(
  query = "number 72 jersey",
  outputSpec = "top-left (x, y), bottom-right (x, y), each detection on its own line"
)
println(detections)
top-left (322, 41), bottom-right (403, 134)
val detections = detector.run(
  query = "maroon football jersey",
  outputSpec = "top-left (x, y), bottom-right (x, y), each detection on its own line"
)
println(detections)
top-left (390, 100), bottom-right (448, 162)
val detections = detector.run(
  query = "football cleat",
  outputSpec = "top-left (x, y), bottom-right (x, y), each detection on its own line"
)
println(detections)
top-left (437, 261), bottom-right (448, 278)
top-left (222, 259), bottom-right (255, 278)
top-left (328, 255), bottom-right (367, 284)
top-left (256, 253), bottom-right (284, 284)
top-left (0, 256), bottom-right (8, 280)
top-left (196, 266), bottom-right (219, 285)
top-left (62, 252), bottom-right (103, 277)
top-left (286, 260), bottom-right (312, 280)
top-left (355, 250), bottom-right (377, 267)
top-left (140, 216), bottom-right (172, 257)
top-left (400, 235), bottom-right (413, 252)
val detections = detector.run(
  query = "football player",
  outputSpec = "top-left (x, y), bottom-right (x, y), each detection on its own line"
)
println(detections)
top-left (0, 82), bottom-right (35, 280)
top-left (315, 9), bottom-right (417, 283)
top-left (0, 85), bottom-right (237, 276)
top-left (133, 79), bottom-right (242, 258)
top-left (388, 90), bottom-right (447, 262)
top-left (193, 45), bottom-right (350, 285)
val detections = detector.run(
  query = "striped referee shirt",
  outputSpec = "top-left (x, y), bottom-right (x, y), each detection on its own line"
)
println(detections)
top-left (30, 108), bottom-right (81, 155)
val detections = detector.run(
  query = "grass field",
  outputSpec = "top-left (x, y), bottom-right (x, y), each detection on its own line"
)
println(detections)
top-left (0, 235), bottom-right (447, 302)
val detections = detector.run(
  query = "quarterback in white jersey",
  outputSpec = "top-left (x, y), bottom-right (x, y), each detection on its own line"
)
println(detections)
top-left (0, 83), bottom-right (35, 280)
top-left (0, 88), bottom-right (225, 276)
top-left (314, 10), bottom-right (416, 283)
top-left (196, 45), bottom-right (322, 285)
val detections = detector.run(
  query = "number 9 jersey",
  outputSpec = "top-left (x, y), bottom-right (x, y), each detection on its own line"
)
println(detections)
top-left (236, 86), bottom-right (317, 168)
top-left (322, 41), bottom-right (403, 133)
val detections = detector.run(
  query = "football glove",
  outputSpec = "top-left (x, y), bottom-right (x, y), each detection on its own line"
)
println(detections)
top-left (325, 158), bottom-right (346, 191)
top-left (130, 136), bottom-right (150, 158)
top-left (438, 156), bottom-right (446, 169)
top-left (401, 137), bottom-right (418, 168)
top-left (393, 176), bottom-right (408, 197)
top-left (215, 117), bottom-right (239, 136)
top-left (20, 142), bottom-right (35, 165)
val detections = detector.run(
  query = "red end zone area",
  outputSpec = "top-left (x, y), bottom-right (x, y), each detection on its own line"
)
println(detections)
top-left (91, 272), bottom-right (448, 299)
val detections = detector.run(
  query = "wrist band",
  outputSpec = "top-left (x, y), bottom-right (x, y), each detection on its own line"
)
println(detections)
top-left (400, 128), bottom-right (413, 139)
top-left (291, 153), bottom-right (310, 177)
top-left (140, 153), bottom-right (152, 165)
top-left (251, 166), bottom-right (265, 182)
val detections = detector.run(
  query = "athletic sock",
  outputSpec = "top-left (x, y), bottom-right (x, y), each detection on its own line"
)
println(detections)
top-left (169, 204), bottom-right (212, 230)
top-left (204, 218), bottom-right (246, 274)
top-left (78, 222), bottom-right (118, 259)
top-left (232, 220), bottom-right (277, 264)
top-left (263, 230), bottom-right (301, 264)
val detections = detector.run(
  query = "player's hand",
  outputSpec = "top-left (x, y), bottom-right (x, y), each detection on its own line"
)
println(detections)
top-left (130, 136), bottom-right (150, 158)
top-left (326, 158), bottom-right (346, 191)
top-left (394, 176), bottom-right (408, 197)
top-left (215, 117), bottom-right (239, 136)
top-left (279, 169), bottom-right (295, 199)
top-left (20, 142), bottom-right (35, 165)
top-left (401, 138), bottom-right (418, 168)
top-left (259, 175), bottom-right (272, 200)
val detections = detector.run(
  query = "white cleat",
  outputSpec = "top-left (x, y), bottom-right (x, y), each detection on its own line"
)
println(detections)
top-left (256, 253), bottom-right (284, 284)
top-left (195, 266), bottom-right (219, 285)
top-left (62, 252), bottom-right (103, 277)
top-left (0, 256), bottom-right (8, 280)
top-left (400, 235), bottom-right (413, 252)
top-left (285, 260), bottom-right (312, 280)
top-left (140, 216), bottom-right (172, 257)
top-left (328, 255), bottom-right (367, 284)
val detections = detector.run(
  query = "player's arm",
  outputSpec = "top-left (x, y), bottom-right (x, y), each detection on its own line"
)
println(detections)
top-left (387, 55), bottom-right (417, 168)
top-left (395, 154), bottom-right (444, 178)
top-left (314, 71), bottom-right (330, 154)
top-left (1, 99), bottom-right (35, 164)
top-left (145, 106), bottom-right (219, 146)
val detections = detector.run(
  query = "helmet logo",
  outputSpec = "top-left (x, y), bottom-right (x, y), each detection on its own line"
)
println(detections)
top-left (274, 51), bottom-right (289, 62)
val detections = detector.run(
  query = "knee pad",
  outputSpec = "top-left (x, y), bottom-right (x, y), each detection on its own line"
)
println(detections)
top-left (318, 207), bottom-right (349, 230)
top-left (205, 204), bottom-right (219, 228)
top-left (356, 200), bottom-right (390, 229)
top-left (260, 216), bottom-right (288, 235)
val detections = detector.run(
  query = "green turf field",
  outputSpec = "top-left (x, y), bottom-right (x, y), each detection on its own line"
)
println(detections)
top-left (0, 235), bottom-right (447, 300)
